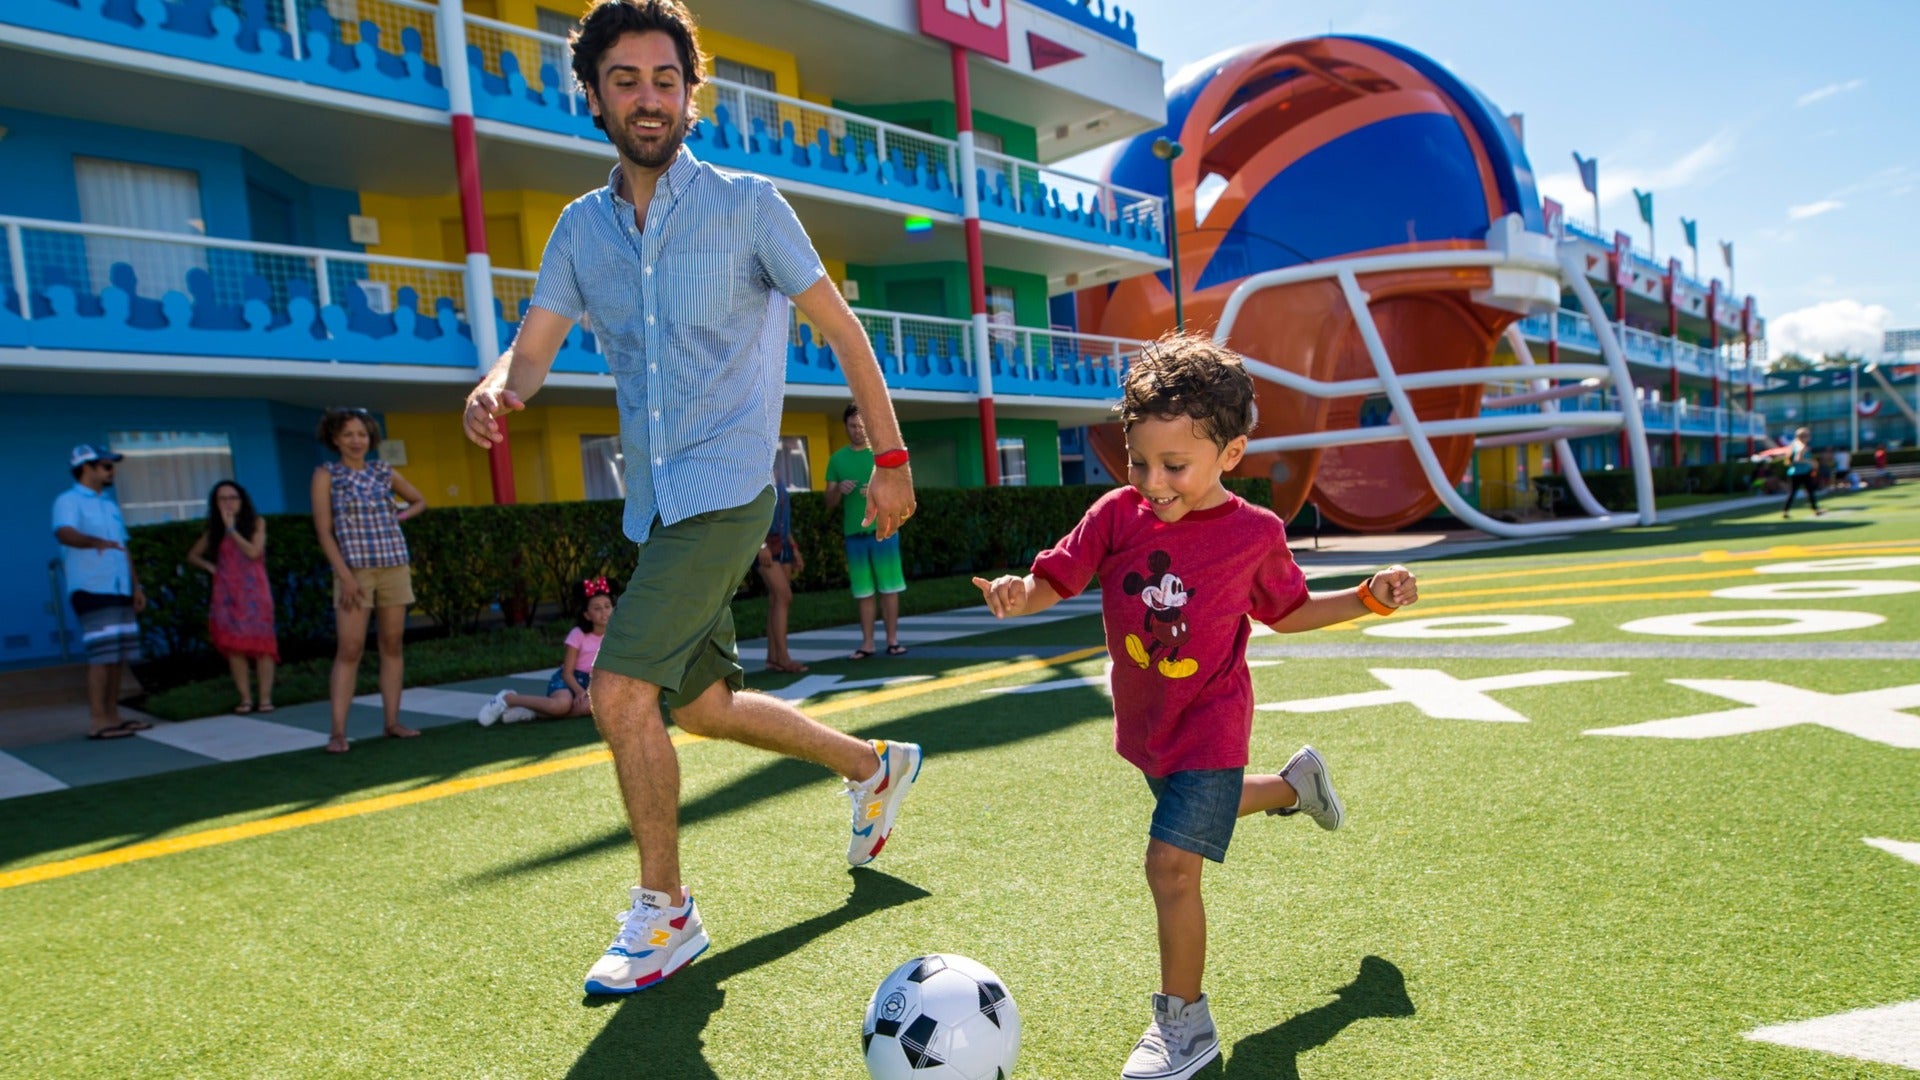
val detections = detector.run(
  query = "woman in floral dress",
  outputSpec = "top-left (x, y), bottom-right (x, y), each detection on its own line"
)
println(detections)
top-left (187, 480), bottom-right (279, 712)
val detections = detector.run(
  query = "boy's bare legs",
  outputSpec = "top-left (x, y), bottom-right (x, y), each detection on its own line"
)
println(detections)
top-left (1146, 838), bottom-right (1207, 1002)
top-left (591, 670), bottom-right (883, 899)
top-left (1238, 774), bottom-right (1299, 816)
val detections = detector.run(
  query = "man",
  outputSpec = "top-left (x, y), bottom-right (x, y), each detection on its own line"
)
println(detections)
top-left (52, 444), bottom-right (152, 739)
top-left (462, 0), bottom-right (921, 996)
top-left (826, 403), bottom-right (908, 658)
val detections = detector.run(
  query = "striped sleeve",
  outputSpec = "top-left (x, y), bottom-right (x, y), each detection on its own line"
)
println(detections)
top-left (529, 205), bottom-right (585, 321)
top-left (752, 180), bottom-right (826, 297)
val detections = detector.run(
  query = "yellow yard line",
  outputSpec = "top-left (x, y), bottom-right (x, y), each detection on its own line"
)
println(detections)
top-left (1314, 589), bottom-right (1718, 628)
top-left (0, 647), bottom-right (1109, 891)
top-left (1420, 541), bottom-right (1920, 587)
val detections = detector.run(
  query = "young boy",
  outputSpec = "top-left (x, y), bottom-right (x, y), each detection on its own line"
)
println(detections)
top-left (973, 333), bottom-right (1418, 1080)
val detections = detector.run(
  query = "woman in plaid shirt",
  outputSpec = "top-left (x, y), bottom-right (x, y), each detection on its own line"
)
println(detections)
top-left (312, 408), bottom-right (428, 754)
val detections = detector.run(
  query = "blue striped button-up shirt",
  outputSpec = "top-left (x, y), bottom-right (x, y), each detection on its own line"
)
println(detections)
top-left (530, 149), bottom-right (825, 543)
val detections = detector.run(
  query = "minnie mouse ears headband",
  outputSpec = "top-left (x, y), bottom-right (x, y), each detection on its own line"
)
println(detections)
top-left (583, 577), bottom-right (612, 597)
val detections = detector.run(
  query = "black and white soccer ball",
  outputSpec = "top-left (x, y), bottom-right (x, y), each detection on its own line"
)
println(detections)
top-left (862, 954), bottom-right (1021, 1080)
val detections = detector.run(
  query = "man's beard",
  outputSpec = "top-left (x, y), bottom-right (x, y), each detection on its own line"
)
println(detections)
top-left (610, 107), bottom-right (690, 169)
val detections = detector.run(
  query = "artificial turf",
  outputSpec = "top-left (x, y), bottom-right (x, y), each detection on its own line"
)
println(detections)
top-left (2, 486), bottom-right (1916, 1078)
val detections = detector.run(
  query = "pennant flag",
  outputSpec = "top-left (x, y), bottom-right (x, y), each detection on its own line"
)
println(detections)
top-left (1720, 240), bottom-right (1734, 270)
top-left (1633, 189), bottom-right (1654, 226)
top-left (1025, 31), bottom-right (1085, 71)
top-left (1572, 153), bottom-right (1598, 196)
top-left (1681, 217), bottom-right (1698, 250)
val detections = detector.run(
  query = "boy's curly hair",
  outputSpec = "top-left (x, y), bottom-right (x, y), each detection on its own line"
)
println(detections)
top-left (570, 0), bottom-right (707, 132)
top-left (1118, 333), bottom-right (1257, 449)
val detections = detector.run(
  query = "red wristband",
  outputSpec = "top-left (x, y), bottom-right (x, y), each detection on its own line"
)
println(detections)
top-left (874, 447), bottom-right (910, 469)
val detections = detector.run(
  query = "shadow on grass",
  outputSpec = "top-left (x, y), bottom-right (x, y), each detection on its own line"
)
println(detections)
top-left (1215, 955), bottom-right (1414, 1079)
top-left (466, 681), bottom-right (1114, 886)
top-left (568, 868), bottom-right (931, 1079)
top-left (1426, 507), bottom-right (1874, 566)
top-left (0, 718), bottom-right (609, 868)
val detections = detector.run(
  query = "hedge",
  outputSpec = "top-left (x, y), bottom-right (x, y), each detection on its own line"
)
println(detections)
top-left (126, 479), bottom-right (1273, 689)
top-left (1531, 461), bottom-right (1759, 513)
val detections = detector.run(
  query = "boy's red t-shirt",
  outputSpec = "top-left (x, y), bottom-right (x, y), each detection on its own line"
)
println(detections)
top-left (1031, 487), bottom-right (1308, 777)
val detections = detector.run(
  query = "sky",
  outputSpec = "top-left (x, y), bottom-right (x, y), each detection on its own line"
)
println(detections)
top-left (1065, 0), bottom-right (1920, 362)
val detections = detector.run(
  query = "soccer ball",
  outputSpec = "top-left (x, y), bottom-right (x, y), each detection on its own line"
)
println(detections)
top-left (862, 954), bottom-right (1021, 1080)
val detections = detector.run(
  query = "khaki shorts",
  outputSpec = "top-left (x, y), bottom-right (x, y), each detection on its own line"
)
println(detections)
top-left (599, 487), bottom-right (774, 710)
top-left (335, 564), bottom-right (415, 608)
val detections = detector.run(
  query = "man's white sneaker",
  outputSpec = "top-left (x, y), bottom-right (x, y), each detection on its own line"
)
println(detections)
top-left (1122, 993), bottom-right (1219, 1080)
top-left (583, 887), bottom-right (709, 995)
top-left (845, 740), bottom-right (922, 866)
top-left (1270, 745), bottom-right (1345, 831)
top-left (477, 690), bottom-right (509, 727)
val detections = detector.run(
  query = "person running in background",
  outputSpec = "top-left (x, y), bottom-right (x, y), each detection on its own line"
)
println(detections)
top-left (479, 577), bottom-right (615, 725)
top-left (187, 480), bottom-right (279, 714)
top-left (1782, 426), bottom-right (1824, 519)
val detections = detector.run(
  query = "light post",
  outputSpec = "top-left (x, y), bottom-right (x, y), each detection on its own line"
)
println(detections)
top-left (1152, 136), bottom-right (1184, 332)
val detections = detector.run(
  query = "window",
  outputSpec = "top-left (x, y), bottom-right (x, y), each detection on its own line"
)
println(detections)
top-left (776, 435), bottom-right (812, 490)
top-left (580, 435), bottom-right (625, 500)
top-left (713, 57), bottom-right (781, 139)
top-left (972, 129), bottom-right (1004, 155)
top-left (74, 157), bottom-right (207, 299)
top-left (535, 8), bottom-right (577, 95)
top-left (997, 437), bottom-right (1028, 486)
top-left (107, 431), bottom-right (234, 526)
top-left (986, 284), bottom-right (1017, 347)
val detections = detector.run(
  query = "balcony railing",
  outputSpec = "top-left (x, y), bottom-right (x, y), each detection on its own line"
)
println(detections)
top-left (0, 215), bottom-right (1124, 400)
top-left (790, 309), bottom-right (1140, 401)
top-left (1518, 309), bottom-right (1765, 386)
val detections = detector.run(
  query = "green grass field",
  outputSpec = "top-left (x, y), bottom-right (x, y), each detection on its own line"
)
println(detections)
top-left (4, 487), bottom-right (1917, 1078)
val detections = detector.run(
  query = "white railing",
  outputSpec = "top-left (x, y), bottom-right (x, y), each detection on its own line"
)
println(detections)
top-left (697, 78), bottom-right (957, 186)
top-left (790, 305), bottom-right (1144, 385)
top-left (1521, 307), bottom-right (1769, 384)
top-left (1, 215), bottom-right (469, 322)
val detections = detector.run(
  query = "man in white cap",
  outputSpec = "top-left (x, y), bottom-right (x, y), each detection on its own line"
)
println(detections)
top-left (52, 444), bottom-right (150, 739)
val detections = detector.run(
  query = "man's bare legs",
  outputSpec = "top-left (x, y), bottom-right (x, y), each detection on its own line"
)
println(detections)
top-left (879, 591), bottom-right (901, 651)
top-left (86, 662), bottom-right (124, 734)
top-left (591, 670), bottom-right (883, 899)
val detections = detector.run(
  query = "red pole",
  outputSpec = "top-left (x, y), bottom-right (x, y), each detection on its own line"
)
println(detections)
top-left (439, 4), bottom-right (514, 504)
top-left (952, 43), bottom-right (999, 486)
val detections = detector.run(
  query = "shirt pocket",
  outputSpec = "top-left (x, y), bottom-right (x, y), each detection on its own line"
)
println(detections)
top-left (661, 250), bottom-right (737, 329)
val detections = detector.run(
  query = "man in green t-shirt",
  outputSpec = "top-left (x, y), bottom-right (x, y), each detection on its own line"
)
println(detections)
top-left (826, 404), bottom-right (907, 657)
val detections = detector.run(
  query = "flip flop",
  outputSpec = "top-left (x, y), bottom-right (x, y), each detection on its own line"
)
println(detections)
top-left (885, 644), bottom-right (909, 656)
top-left (847, 648), bottom-right (874, 661)
top-left (86, 724), bottom-right (136, 740)
top-left (116, 719), bottom-right (154, 732)
top-left (256, 704), bottom-right (275, 714)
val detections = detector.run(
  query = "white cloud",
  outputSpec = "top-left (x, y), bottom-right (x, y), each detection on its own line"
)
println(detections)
top-left (1537, 129), bottom-right (1737, 220)
top-left (1770, 299), bottom-right (1892, 360)
top-left (1796, 79), bottom-right (1865, 107)
top-left (1788, 199), bottom-right (1845, 220)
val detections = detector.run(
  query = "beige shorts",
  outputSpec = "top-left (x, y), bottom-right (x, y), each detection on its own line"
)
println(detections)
top-left (336, 564), bottom-right (415, 608)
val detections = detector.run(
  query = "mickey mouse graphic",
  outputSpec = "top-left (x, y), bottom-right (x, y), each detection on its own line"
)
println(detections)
top-left (1123, 550), bottom-right (1199, 680)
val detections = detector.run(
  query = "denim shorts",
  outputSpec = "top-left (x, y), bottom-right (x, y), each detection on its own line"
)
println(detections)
top-left (1144, 767), bottom-right (1245, 863)
top-left (546, 669), bottom-right (592, 695)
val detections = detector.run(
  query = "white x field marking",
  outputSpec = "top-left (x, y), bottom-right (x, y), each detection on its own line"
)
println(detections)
top-left (1588, 679), bottom-right (1920, 749)
top-left (1258, 668), bottom-right (1629, 723)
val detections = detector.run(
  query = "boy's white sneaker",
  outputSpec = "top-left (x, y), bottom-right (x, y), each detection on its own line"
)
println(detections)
top-left (477, 690), bottom-right (510, 727)
top-left (1122, 993), bottom-right (1219, 1079)
top-left (845, 740), bottom-right (922, 866)
top-left (583, 886), bottom-right (709, 995)
top-left (1270, 745), bottom-right (1345, 831)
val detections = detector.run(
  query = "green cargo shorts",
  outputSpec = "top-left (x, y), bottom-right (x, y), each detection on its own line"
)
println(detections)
top-left (598, 486), bottom-right (775, 710)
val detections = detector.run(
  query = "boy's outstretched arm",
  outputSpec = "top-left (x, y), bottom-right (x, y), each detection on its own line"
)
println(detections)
top-left (1267, 564), bottom-right (1419, 633)
top-left (973, 573), bottom-right (1062, 619)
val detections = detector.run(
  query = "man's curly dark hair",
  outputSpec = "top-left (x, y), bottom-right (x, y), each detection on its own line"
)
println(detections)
top-left (1118, 332), bottom-right (1257, 449)
top-left (569, 0), bottom-right (707, 133)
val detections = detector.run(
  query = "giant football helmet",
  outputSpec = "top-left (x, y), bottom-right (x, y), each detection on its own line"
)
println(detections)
top-left (1081, 36), bottom-right (1653, 536)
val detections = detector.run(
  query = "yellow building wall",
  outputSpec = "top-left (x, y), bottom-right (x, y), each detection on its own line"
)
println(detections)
top-left (1473, 443), bottom-right (1547, 514)
top-left (385, 412), bottom-right (495, 508)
